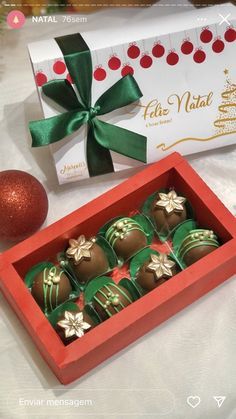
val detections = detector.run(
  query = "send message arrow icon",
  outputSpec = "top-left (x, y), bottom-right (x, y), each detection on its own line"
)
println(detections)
top-left (213, 396), bottom-right (226, 408)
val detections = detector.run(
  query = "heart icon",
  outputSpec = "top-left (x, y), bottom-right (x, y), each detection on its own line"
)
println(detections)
top-left (187, 396), bottom-right (201, 408)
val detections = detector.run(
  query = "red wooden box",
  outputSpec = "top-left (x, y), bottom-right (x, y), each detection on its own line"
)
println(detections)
top-left (1, 152), bottom-right (236, 385)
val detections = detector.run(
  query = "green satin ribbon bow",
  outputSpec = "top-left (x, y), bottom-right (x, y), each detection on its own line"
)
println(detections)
top-left (29, 33), bottom-right (147, 177)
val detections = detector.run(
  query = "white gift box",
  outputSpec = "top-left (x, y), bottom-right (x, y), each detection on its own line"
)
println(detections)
top-left (28, 4), bottom-right (236, 184)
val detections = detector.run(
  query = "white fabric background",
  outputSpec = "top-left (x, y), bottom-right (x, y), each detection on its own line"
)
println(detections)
top-left (0, 3), bottom-right (236, 419)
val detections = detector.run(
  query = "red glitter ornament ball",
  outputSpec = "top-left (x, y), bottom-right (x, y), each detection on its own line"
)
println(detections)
top-left (224, 27), bottom-right (236, 42)
top-left (212, 39), bottom-right (225, 53)
top-left (181, 40), bottom-right (194, 55)
top-left (152, 43), bottom-right (165, 58)
top-left (108, 56), bottom-right (121, 70)
top-left (193, 49), bottom-right (206, 63)
top-left (166, 52), bottom-right (179, 66)
top-left (0, 171), bottom-right (48, 242)
top-left (140, 54), bottom-right (153, 68)
top-left (200, 28), bottom-right (213, 43)
top-left (127, 44), bottom-right (140, 59)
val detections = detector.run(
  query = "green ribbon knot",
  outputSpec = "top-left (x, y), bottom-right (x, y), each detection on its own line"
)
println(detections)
top-left (88, 105), bottom-right (101, 119)
top-left (29, 33), bottom-right (147, 177)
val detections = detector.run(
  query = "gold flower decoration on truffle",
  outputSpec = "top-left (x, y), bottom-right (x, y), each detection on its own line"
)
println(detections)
top-left (57, 311), bottom-right (91, 339)
top-left (155, 190), bottom-right (186, 215)
top-left (66, 235), bottom-right (96, 265)
top-left (147, 253), bottom-right (175, 280)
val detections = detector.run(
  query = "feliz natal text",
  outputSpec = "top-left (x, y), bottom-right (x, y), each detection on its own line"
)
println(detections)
top-left (141, 90), bottom-right (213, 120)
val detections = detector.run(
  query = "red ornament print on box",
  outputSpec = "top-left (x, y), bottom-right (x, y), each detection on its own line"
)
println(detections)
top-left (140, 54), bottom-right (153, 69)
top-left (127, 43), bottom-right (140, 59)
top-left (224, 27), bottom-right (236, 42)
top-left (212, 38), bottom-right (225, 53)
top-left (53, 61), bottom-right (66, 75)
top-left (152, 42), bottom-right (165, 58)
top-left (200, 27), bottom-right (213, 43)
top-left (193, 48), bottom-right (206, 63)
top-left (166, 51), bottom-right (179, 66)
top-left (181, 39), bottom-right (194, 55)
top-left (94, 66), bottom-right (107, 81)
top-left (35, 72), bottom-right (47, 87)
top-left (66, 73), bottom-right (73, 84)
top-left (108, 55), bottom-right (121, 70)
top-left (121, 64), bottom-right (134, 77)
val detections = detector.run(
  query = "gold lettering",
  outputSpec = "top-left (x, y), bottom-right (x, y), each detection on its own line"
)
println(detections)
top-left (168, 91), bottom-right (213, 113)
top-left (60, 162), bottom-right (86, 175)
top-left (141, 99), bottom-right (169, 120)
top-left (168, 91), bottom-right (190, 113)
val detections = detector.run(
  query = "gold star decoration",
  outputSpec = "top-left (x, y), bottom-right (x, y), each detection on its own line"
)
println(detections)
top-left (224, 68), bottom-right (229, 75)
top-left (155, 190), bottom-right (186, 215)
top-left (57, 311), bottom-right (91, 339)
top-left (66, 235), bottom-right (96, 265)
top-left (147, 253), bottom-right (175, 280)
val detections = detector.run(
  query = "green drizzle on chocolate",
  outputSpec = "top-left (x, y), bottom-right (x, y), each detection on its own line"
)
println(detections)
top-left (93, 283), bottom-right (133, 318)
top-left (105, 217), bottom-right (145, 248)
top-left (42, 266), bottom-right (64, 313)
top-left (178, 229), bottom-right (220, 261)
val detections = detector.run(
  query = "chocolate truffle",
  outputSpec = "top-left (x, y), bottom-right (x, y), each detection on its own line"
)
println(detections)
top-left (92, 283), bottom-right (133, 320)
top-left (66, 235), bottom-right (109, 284)
top-left (136, 253), bottom-right (177, 292)
top-left (178, 229), bottom-right (220, 266)
top-left (105, 217), bottom-right (147, 260)
top-left (151, 190), bottom-right (187, 235)
top-left (31, 266), bottom-right (72, 313)
top-left (56, 308), bottom-right (95, 345)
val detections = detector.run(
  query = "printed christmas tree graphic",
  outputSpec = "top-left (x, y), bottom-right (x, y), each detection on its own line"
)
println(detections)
top-left (214, 69), bottom-right (236, 135)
